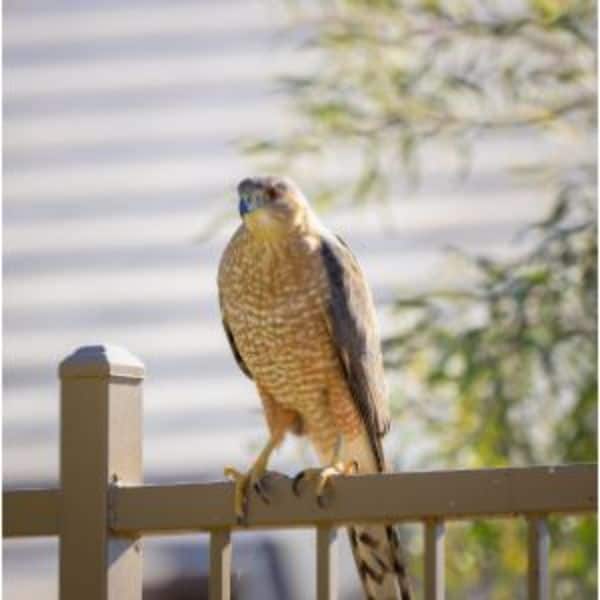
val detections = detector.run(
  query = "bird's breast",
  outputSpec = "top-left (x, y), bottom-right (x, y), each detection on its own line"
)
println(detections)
top-left (220, 238), bottom-right (337, 393)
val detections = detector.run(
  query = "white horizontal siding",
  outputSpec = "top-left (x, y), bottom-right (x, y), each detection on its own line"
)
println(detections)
top-left (3, 1), bottom-right (567, 598)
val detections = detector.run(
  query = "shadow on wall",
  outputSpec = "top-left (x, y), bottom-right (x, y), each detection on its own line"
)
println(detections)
top-left (144, 574), bottom-right (240, 600)
top-left (143, 535), bottom-right (292, 600)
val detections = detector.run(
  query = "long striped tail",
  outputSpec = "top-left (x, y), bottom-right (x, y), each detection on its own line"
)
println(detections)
top-left (342, 435), bottom-right (412, 600)
top-left (347, 523), bottom-right (411, 600)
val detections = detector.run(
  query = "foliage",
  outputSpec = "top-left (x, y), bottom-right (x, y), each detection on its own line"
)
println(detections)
top-left (248, 0), bottom-right (596, 205)
top-left (386, 181), bottom-right (596, 470)
top-left (387, 176), bottom-right (597, 599)
top-left (248, 0), bottom-right (597, 597)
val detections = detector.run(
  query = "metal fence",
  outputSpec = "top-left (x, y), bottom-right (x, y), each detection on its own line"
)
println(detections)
top-left (3, 345), bottom-right (597, 600)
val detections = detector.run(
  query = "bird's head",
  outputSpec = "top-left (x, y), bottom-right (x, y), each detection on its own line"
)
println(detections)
top-left (237, 176), bottom-right (312, 240)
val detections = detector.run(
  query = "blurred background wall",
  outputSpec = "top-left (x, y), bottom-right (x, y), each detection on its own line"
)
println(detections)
top-left (4, 1), bottom-right (587, 598)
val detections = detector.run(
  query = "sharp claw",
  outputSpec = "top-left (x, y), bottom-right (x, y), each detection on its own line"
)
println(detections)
top-left (292, 471), bottom-right (306, 496)
top-left (238, 494), bottom-right (249, 525)
top-left (226, 456), bottom-right (286, 523)
top-left (316, 492), bottom-right (328, 509)
top-left (253, 479), bottom-right (271, 504)
top-left (293, 460), bottom-right (358, 507)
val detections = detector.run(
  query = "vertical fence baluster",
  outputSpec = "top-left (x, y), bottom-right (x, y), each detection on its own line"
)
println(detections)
top-left (316, 526), bottom-right (338, 600)
top-left (210, 529), bottom-right (232, 600)
top-left (424, 519), bottom-right (445, 600)
top-left (59, 345), bottom-right (144, 600)
top-left (527, 516), bottom-right (549, 600)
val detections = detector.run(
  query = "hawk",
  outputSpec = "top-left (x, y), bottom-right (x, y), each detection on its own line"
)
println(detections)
top-left (218, 176), bottom-right (411, 600)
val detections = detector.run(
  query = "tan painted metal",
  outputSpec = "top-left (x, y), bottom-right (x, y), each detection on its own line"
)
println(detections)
top-left (316, 526), bottom-right (338, 600)
top-left (2, 346), bottom-right (598, 600)
top-left (527, 516), bottom-right (550, 600)
top-left (3, 488), bottom-right (60, 537)
top-left (5, 465), bottom-right (595, 537)
top-left (59, 345), bottom-right (144, 600)
top-left (109, 464), bottom-right (596, 534)
top-left (424, 519), bottom-right (445, 600)
top-left (209, 529), bottom-right (232, 600)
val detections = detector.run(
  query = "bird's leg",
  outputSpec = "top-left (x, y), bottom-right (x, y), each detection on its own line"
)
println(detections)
top-left (292, 434), bottom-right (358, 506)
top-left (224, 436), bottom-right (278, 523)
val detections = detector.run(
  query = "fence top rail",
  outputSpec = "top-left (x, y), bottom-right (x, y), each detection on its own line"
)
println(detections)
top-left (5, 464), bottom-right (595, 538)
top-left (111, 464), bottom-right (597, 534)
top-left (3, 488), bottom-right (60, 538)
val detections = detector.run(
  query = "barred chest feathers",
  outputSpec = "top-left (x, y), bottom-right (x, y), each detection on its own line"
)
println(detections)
top-left (218, 229), bottom-right (338, 399)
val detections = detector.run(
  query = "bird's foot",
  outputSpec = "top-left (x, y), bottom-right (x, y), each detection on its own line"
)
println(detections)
top-left (224, 462), bottom-right (272, 524)
top-left (292, 460), bottom-right (358, 507)
top-left (224, 436), bottom-right (280, 524)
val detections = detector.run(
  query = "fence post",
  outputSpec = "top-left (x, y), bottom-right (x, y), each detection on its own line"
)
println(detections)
top-left (424, 519), bottom-right (445, 600)
top-left (527, 516), bottom-right (550, 600)
top-left (209, 529), bottom-right (232, 600)
top-left (59, 345), bottom-right (144, 600)
top-left (316, 526), bottom-right (338, 600)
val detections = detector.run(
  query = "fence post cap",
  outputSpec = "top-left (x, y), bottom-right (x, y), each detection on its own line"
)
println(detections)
top-left (59, 344), bottom-right (145, 379)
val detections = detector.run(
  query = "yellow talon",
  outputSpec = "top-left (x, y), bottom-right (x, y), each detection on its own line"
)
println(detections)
top-left (292, 460), bottom-right (358, 502)
top-left (315, 461), bottom-right (358, 497)
top-left (224, 437), bottom-right (277, 523)
top-left (292, 436), bottom-right (358, 506)
top-left (224, 467), bottom-right (252, 523)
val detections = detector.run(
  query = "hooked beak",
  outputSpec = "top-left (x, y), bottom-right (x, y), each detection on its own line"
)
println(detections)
top-left (238, 193), bottom-right (264, 217)
top-left (239, 196), bottom-right (251, 217)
